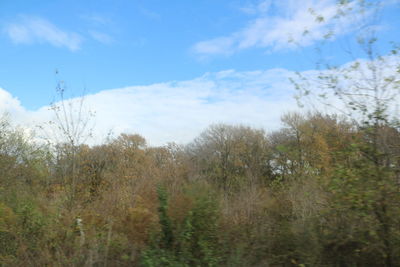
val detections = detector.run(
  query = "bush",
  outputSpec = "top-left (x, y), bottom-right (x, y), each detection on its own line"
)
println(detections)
top-left (141, 183), bottom-right (220, 267)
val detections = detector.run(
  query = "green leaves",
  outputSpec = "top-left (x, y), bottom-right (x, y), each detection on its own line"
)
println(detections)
top-left (142, 184), bottom-right (220, 267)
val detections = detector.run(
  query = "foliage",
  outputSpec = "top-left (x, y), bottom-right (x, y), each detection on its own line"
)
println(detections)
top-left (1, 108), bottom-right (400, 266)
top-left (141, 183), bottom-right (220, 267)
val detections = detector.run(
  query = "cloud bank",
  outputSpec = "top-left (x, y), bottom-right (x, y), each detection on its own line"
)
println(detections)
top-left (4, 55), bottom-right (397, 146)
top-left (1, 68), bottom-right (299, 146)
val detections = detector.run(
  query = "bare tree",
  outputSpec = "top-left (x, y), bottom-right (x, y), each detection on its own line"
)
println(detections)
top-left (42, 74), bottom-right (95, 207)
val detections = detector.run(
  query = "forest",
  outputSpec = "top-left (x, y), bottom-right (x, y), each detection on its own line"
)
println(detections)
top-left (0, 106), bottom-right (399, 266)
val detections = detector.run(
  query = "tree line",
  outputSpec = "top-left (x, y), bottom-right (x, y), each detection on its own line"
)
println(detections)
top-left (0, 110), bottom-right (399, 266)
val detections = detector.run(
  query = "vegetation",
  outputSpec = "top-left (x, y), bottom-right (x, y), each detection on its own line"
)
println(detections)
top-left (0, 108), bottom-right (399, 266)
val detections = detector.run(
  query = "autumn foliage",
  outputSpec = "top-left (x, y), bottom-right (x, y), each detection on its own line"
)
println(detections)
top-left (0, 112), bottom-right (399, 266)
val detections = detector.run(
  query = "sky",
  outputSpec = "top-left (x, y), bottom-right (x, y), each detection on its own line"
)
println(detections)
top-left (0, 0), bottom-right (399, 146)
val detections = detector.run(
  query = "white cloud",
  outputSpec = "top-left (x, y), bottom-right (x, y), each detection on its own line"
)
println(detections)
top-left (40, 68), bottom-right (297, 146)
top-left (294, 55), bottom-right (400, 120)
top-left (3, 54), bottom-right (398, 146)
top-left (0, 88), bottom-right (28, 120)
top-left (4, 16), bottom-right (82, 51)
top-left (193, 0), bottom-right (369, 57)
top-left (0, 68), bottom-right (295, 146)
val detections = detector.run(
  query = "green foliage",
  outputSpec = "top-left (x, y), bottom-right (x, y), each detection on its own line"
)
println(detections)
top-left (16, 201), bottom-right (46, 248)
top-left (0, 202), bottom-right (18, 262)
top-left (141, 183), bottom-right (220, 267)
top-left (157, 185), bottom-right (174, 249)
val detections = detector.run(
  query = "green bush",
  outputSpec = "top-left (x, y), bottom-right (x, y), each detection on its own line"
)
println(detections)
top-left (141, 184), bottom-right (220, 267)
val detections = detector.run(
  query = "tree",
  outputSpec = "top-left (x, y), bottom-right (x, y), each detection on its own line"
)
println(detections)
top-left (187, 124), bottom-right (271, 191)
top-left (269, 112), bottom-right (355, 180)
top-left (41, 76), bottom-right (95, 208)
top-left (0, 114), bottom-right (49, 188)
top-left (291, 1), bottom-right (400, 265)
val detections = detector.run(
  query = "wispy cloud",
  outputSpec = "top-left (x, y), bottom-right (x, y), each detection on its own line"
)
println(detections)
top-left (81, 14), bottom-right (116, 45)
top-left (4, 16), bottom-right (82, 51)
top-left (237, 0), bottom-right (272, 15)
top-left (139, 7), bottom-right (161, 20)
top-left (193, 0), bottom-right (369, 57)
top-left (88, 30), bottom-right (114, 44)
top-left (81, 14), bottom-right (113, 26)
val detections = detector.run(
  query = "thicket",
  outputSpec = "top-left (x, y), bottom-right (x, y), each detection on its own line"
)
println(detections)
top-left (0, 111), bottom-right (399, 266)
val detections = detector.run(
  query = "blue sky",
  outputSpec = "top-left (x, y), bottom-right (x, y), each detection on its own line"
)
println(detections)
top-left (0, 0), bottom-right (399, 145)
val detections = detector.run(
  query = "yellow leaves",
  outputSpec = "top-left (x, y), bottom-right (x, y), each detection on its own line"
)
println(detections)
top-left (168, 194), bottom-right (194, 225)
top-left (118, 197), bottom-right (158, 248)
top-left (0, 202), bottom-right (16, 232)
top-left (113, 133), bottom-right (147, 151)
top-left (310, 133), bottom-right (331, 170)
